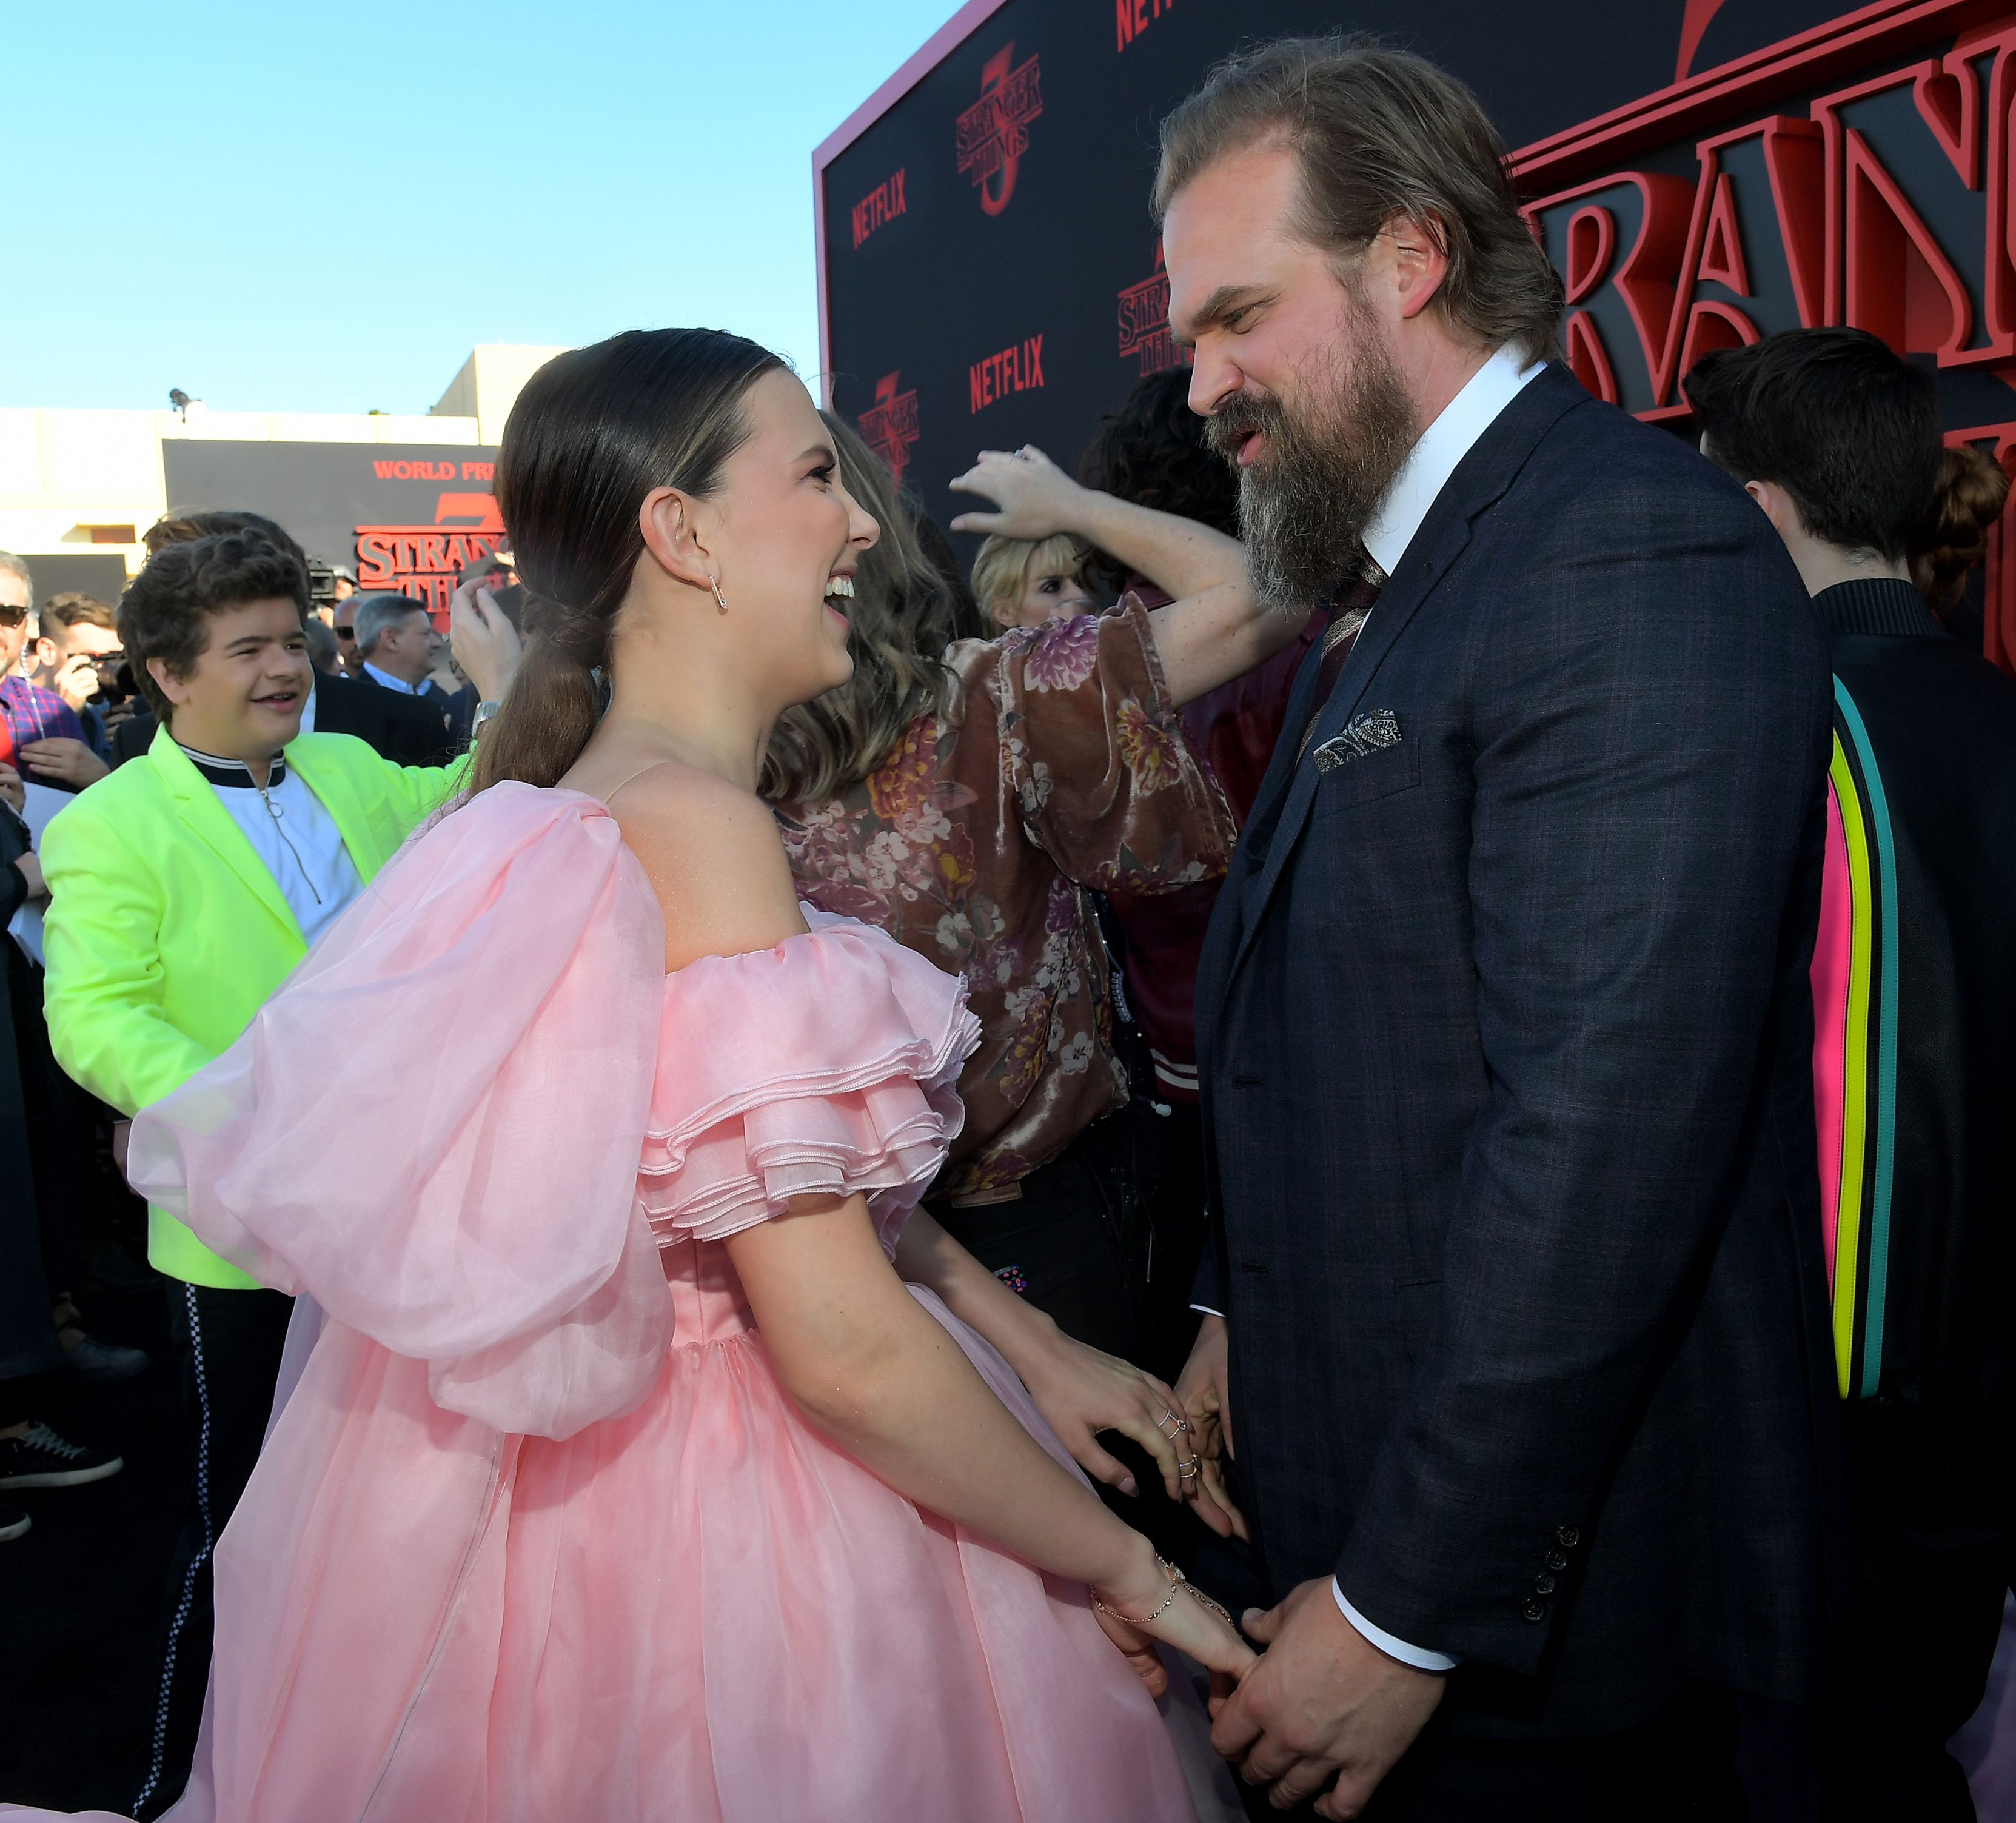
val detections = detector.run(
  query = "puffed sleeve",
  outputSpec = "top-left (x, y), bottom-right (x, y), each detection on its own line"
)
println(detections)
top-left (127, 785), bottom-right (675, 1440)
top-left (639, 908), bottom-right (980, 1249)
top-left (950, 597), bottom-right (1237, 894)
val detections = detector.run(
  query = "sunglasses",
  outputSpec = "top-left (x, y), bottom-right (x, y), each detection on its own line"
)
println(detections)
top-left (0, 604), bottom-right (26, 628)
top-left (333, 624), bottom-right (357, 640)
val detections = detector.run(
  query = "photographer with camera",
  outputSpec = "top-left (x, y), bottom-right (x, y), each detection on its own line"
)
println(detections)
top-left (0, 555), bottom-right (107, 794)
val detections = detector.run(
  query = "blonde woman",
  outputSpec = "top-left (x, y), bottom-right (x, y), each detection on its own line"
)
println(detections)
top-left (971, 528), bottom-right (1098, 629)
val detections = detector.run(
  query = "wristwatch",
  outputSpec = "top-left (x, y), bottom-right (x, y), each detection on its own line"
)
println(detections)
top-left (471, 700), bottom-right (504, 734)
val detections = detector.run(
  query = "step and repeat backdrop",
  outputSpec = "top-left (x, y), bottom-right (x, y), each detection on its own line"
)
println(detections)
top-left (817, 0), bottom-right (2016, 668)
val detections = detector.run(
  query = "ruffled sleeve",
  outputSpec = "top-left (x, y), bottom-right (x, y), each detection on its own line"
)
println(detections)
top-left (640, 908), bottom-right (980, 1250)
top-left (127, 784), bottom-right (675, 1440)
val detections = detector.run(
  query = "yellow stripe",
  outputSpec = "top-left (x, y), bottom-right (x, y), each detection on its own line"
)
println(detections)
top-left (1829, 738), bottom-right (1875, 1399)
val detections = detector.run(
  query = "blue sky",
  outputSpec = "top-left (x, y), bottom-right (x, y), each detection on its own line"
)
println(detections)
top-left (5, 0), bottom-right (955, 413)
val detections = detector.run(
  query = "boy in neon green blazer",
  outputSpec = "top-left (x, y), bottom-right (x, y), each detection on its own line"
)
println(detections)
top-left (39, 530), bottom-right (511, 1812)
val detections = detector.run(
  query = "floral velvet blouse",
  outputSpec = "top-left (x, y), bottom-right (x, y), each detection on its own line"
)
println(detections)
top-left (774, 599), bottom-right (1236, 1199)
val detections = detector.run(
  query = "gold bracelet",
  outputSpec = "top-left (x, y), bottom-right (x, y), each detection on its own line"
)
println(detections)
top-left (1092, 1556), bottom-right (1184, 1625)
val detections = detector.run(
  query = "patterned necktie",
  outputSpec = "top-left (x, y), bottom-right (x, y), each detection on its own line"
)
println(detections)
top-left (1294, 555), bottom-right (1385, 763)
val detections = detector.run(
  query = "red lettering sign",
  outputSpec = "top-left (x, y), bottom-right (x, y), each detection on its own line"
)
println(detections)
top-left (1115, 0), bottom-right (1174, 55)
top-left (956, 42), bottom-right (1042, 217)
top-left (857, 372), bottom-right (921, 487)
top-left (1117, 241), bottom-right (1191, 376)
top-left (968, 335), bottom-right (1046, 413)
top-left (353, 488), bottom-right (507, 623)
top-left (852, 167), bottom-right (909, 249)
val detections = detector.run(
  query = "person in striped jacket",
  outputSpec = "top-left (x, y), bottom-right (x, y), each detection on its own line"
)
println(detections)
top-left (1690, 327), bottom-right (2016, 1823)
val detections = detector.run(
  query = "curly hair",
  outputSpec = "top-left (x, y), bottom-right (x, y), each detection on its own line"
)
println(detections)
top-left (760, 412), bottom-right (989, 804)
top-left (118, 532), bottom-right (309, 720)
top-left (144, 508), bottom-right (310, 570)
top-left (1076, 367), bottom-right (1239, 592)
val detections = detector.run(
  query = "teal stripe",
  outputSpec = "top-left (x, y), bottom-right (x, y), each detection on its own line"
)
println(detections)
top-left (1833, 679), bottom-right (1900, 1397)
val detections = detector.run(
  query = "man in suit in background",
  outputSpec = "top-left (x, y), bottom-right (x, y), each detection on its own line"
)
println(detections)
top-left (349, 593), bottom-right (467, 758)
top-left (1161, 37), bottom-right (1842, 1818)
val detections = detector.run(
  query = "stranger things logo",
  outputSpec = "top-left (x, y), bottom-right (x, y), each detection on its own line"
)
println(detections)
top-left (1510, 0), bottom-right (2016, 669)
top-left (1117, 243), bottom-right (1191, 378)
top-left (355, 489), bottom-right (507, 618)
top-left (955, 42), bottom-right (1042, 217)
top-left (858, 372), bottom-right (921, 487)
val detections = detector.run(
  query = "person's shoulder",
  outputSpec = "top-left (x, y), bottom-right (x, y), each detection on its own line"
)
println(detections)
top-left (38, 752), bottom-right (156, 858)
top-left (601, 763), bottom-right (806, 970)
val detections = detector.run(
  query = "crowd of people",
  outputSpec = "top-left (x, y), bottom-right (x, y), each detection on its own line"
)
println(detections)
top-left (2, 30), bottom-right (2014, 1823)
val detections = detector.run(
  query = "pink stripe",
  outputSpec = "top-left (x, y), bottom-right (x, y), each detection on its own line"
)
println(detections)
top-left (1811, 780), bottom-right (1852, 1293)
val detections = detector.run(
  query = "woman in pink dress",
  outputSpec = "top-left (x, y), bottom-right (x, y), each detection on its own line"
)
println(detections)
top-left (6, 329), bottom-right (1256, 1823)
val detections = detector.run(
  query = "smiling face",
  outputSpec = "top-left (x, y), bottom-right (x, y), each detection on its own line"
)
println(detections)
top-left (699, 368), bottom-right (879, 707)
top-left (1165, 141), bottom-right (1419, 608)
top-left (148, 597), bottom-right (312, 761)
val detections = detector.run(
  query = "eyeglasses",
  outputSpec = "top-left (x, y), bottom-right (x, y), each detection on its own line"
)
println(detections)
top-left (333, 624), bottom-right (357, 640)
top-left (0, 604), bottom-right (26, 628)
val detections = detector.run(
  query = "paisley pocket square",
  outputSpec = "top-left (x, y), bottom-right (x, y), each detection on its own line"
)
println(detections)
top-left (1311, 710), bottom-right (1402, 772)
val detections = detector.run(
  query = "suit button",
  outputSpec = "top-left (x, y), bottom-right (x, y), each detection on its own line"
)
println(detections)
top-left (1533, 1574), bottom-right (1556, 1596)
top-left (1556, 1526), bottom-right (1581, 1548)
top-left (1545, 1550), bottom-right (1568, 1572)
top-left (1521, 1599), bottom-right (1547, 1623)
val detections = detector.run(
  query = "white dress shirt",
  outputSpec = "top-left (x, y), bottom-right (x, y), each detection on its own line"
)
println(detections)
top-left (362, 660), bottom-right (425, 695)
top-left (1193, 343), bottom-right (1545, 1674)
top-left (179, 743), bottom-right (364, 949)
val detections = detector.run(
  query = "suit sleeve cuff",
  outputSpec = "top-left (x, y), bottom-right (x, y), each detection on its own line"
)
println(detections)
top-left (1331, 1579), bottom-right (1458, 1672)
top-left (1189, 1304), bottom-right (1224, 1318)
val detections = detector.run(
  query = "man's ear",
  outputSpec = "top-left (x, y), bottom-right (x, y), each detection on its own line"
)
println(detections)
top-left (1384, 212), bottom-right (1451, 322)
top-left (1744, 477), bottom-right (1801, 539)
top-left (638, 486), bottom-right (720, 595)
top-left (146, 655), bottom-right (190, 709)
top-left (32, 635), bottom-right (56, 672)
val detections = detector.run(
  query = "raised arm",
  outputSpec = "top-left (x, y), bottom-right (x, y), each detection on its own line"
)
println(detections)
top-left (949, 446), bottom-right (1303, 704)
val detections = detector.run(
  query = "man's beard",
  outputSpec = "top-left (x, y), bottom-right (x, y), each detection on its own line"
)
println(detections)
top-left (1206, 295), bottom-right (1418, 614)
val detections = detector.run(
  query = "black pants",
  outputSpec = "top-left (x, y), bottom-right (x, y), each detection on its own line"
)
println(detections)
top-left (1809, 1399), bottom-right (2015, 1823)
top-left (1236, 1684), bottom-right (1744, 1821)
top-left (132, 1282), bottom-right (293, 1820)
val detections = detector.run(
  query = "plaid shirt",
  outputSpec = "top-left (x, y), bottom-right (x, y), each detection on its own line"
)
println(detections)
top-left (0, 674), bottom-right (89, 765)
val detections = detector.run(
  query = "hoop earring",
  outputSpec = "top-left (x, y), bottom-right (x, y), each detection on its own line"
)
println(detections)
top-left (708, 573), bottom-right (729, 615)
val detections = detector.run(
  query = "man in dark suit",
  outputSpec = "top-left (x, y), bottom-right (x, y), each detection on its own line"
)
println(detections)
top-left (349, 593), bottom-right (469, 759)
top-left (1690, 329), bottom-right (2016, 1823)
top-left (1157, 38), bottom-right (1842, 1817)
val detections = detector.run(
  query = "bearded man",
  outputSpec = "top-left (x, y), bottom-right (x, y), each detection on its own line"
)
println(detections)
top-left (1161, 38), bottom-right (1844, 1820)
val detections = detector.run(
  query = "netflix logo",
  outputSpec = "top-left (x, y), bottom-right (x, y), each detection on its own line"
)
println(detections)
top-left (969, 334), bottom-right (1045, 413)
top-left (851, 167), bottom-right (907, 249)
top-left (1114, 0), bottom-right (1174, 53)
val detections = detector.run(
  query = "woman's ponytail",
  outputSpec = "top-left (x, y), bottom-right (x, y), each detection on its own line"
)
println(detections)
top-left (1911, 444), bottom-right (2011, 620)
top-left (467, 590), bottom-right (611, 793)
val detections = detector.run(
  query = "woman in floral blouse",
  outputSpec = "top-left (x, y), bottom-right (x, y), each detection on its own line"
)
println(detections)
top-left (765, 424), bottom-right (1297, 1387)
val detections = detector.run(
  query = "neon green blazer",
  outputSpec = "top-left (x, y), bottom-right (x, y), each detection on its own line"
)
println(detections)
top-left (41, 725), bottom-right (463, 1288)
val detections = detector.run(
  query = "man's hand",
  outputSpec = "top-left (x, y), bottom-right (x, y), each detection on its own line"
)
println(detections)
top-left (948, 446), bottom-right (1088, 540)
top-left (449, 580), bottom-right (523, 705)
top-left (1213, 1578), bottom-right (1445, 1818)
top-left (1174, 1313), bottom-right (1248, 1540)
top-left (13, 852), bottom-right (47, 907)
top-left (0, 761), bottom-right (24, 815)
top-left (19, 738), bottom-right (108, 791)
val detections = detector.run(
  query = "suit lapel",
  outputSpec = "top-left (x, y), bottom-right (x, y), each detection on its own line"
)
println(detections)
top-left (1220, 364), bottom-right (1590, 990)
top-left (145, 730), bottom-right (300, 941)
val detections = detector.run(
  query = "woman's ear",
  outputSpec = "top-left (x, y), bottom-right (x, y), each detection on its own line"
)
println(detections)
top-left (639, 486), bottom-right (719, 595)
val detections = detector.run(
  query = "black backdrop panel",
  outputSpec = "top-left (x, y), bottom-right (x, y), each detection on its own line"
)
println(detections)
top-left (820, 0), bottom-right (1847, 552)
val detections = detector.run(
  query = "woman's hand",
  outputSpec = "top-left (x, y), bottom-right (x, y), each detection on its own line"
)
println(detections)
top-left (1174, 1314), bottom-right (1248, 1541)
top-left (1016, 1324), bottom-right (1193, 1501)
top-left (1091, 1544), bottom-right (1258, 1703)
top-left (449, 580), bottom-right (524, 705)
top-left (948, 447), bottom-right (1089, 540)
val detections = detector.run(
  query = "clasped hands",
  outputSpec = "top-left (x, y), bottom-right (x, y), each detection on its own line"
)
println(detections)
top-left (1169, 1316), bottom-right (1446, 1819)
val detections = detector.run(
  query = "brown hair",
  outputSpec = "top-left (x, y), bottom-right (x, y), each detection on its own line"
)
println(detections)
top-left (118, 534), bottom-right (308, 721)
top-left (469, 329), bottom-right (785, 794)
top-left (1912, 444), bottom-right (2011, 619)
top-left (760, 412), bottom-right (988, 804)
top-left (1153, 35), bottom-right (1562, 364)
top-left (144, 509), bottom-right (309, 570)
top-left (38, 591), bottom-right (116, 634)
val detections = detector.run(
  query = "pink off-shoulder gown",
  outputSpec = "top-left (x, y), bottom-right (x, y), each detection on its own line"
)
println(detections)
top-left (7, 785), bottom-right (1205, 1823)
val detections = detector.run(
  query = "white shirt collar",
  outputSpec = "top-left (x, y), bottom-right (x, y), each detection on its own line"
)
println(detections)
top-left (363, 660), bottom-right (424, 696)
top-left (1361, 343), bottom-right (1544, 581)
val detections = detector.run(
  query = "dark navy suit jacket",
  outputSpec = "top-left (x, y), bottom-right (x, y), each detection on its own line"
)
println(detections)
top-left (1194, 364), bottom-right (1844, 1731)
